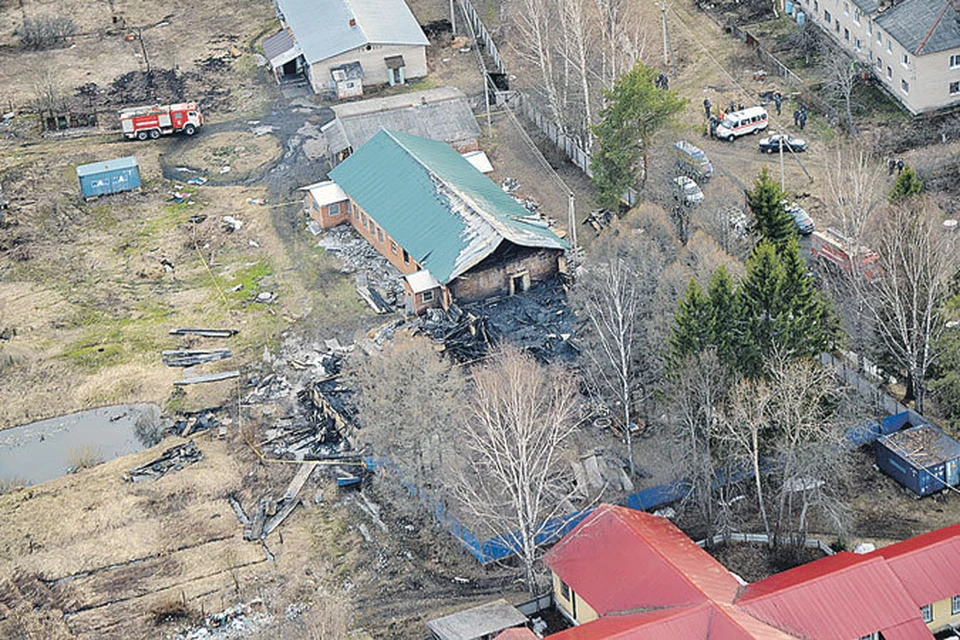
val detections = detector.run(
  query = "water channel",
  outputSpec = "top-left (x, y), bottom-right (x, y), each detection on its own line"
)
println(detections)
top-left (0, 404), bottom-right (164, 486)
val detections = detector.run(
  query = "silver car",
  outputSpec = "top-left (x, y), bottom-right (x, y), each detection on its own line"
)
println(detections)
top-left (674, 176), bottom-right (704, 206)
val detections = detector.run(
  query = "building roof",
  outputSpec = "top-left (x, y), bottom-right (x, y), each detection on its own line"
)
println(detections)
top-left (462, 150), bottom-right (494, 173)
top-left (278, 0), bottom-right (428, 64)
top-left (262, 28), bottom-right (302, 67)
top-left (324, 87), bottom-right (481, 157)
top-left (404, 270), bottom-right (441, 293)
top-left (871, 523), bottom-right (960, 607)
top-left (328, 130), bottom-right (567, 285)
top-left (494, 629), bottom-right (538, 640)
top-left (851, 0), bottom-right (879, 15)
top-left (543, 505), bottom-right (740, 615)
top-left (736, 553), bottom-right (928, 639)
top-left (76, 156), bottom-right (138, 177)
top-left (878, 423), bottom-right (960, 467)
top-left (301, 180), bottom-right (349, 206)
top-left (426, 599), bottom-right (528, 640)
top-left (875, 0), bottom-right (960, 55)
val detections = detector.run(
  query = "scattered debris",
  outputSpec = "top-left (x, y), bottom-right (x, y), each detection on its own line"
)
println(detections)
top-left (188, 213), bottom-right (207, 224)
top-left (355, 283), bottom-right (392, 314)
top-left (316, 225), bottom-right (405, 305)
top-left (173, 370), bottom-right (241, 386)
top-left (248, 239), bottom-right (260, 248)
top-left (169, 327), bottom-right (239, 338)
top-left (162, 348), bottom-right (233, 367)
top-left (246, 197), bottom-right (266, 206)
top-left (125, 440), bottom-right (202, 482)
top-left (219, 165), bottom-right (232, 175)
top-left (255, 291), bottom-right (276, 303)
top-left (186, 176), bottom-right (207, 186)
top-left (583, 208), bottom-right (615, 235)
top-left (172, 411), bottom-right (221, 437)
top-left (221, 216), bottom-right (243, 232)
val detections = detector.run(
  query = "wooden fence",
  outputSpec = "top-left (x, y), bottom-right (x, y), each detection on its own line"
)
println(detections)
top-left (456, 0), bottom-right (506, 75)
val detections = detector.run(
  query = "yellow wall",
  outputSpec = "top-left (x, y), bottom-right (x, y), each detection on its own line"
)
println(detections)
top-left (927, 596), bottom-right (960, 632)
top-left (551, 572), bottom-right (599, 625)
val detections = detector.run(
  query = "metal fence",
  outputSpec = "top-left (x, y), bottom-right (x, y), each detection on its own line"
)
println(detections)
top-left (456, 0), bottom-right (505, 75)
top-left (696, 531), bottom-right (837, 556)
top-left (820, 351), bottom-right (910, 417)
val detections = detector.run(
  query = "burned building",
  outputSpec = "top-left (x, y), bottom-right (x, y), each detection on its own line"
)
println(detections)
top-left (308, 130), bottom-right (568, 314)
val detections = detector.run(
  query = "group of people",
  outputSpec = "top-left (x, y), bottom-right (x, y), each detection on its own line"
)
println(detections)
top-left (701, 92), bottom-right (810, 136)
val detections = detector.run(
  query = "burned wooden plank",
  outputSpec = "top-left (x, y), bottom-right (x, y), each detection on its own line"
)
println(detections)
top-left (168, 328), bottom-right (239, 338)
top-left (283, 464), bottom-right (316, 503)
top-left (261, 497), bottom-right (302, 539)
top-left (227, 495), bottom-right (250, 526)
top-left (355, 285), bottom-right (391, 314)
top-left (125, 441), bottom-right (202, 482)
top-left (161, 349), bottom-right (233, 367)
top-left (173, 371), bottom-right (241, 386)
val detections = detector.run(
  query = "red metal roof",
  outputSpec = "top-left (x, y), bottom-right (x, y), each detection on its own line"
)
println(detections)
top-left (737, 553), bottom-right (928, 639)
top-left (871, 523), bottom-right (960, 607)
top-left (543, 505), bottom-right (740, 615)
top-left (549, 605), bottom-right (712, 640)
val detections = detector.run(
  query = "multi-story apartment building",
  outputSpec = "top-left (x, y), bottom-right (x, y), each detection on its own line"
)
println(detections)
top-left (796, 0), bottom-right (960, 113)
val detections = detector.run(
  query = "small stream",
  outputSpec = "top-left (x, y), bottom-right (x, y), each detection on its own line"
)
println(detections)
top-left (0, 404), bottom-right (165, 486)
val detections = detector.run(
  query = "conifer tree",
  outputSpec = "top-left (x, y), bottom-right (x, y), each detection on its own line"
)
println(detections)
top-left (738, 241), bottom-right (787, 376)
top-left (669, 279), bottom-right (715, 367)
top-left (889, 165), bottom-right (923, 202)
top-left (746, 168), bottom-right (796, 251)
top-left (707, 267), bottom-right (740, 367)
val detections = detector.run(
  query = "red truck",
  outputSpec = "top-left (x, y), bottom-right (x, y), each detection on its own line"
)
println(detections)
top-left (119, 102), bottom-right (203, 140)
top-left (810, 228), bottom-right (881, 280)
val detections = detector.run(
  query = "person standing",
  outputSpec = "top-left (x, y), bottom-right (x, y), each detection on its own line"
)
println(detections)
top-left (774, 92), bottom-right (782, 116)
top-left (729, 99), bottom-right (736, 113)
top-left (799, 110), bottom-right (807, 130)
top-left (703, 97), bottom-right (712, 119)
top-left (793, 109), bottom-right (800, 126)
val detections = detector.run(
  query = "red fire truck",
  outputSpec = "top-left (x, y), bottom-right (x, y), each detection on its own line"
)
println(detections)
top-left (119, 102), bottom-right (203, 140)
top-left (810, 228), bottom-right (881, 280)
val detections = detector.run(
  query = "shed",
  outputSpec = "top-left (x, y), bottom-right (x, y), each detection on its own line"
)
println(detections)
top-left (426, 599), bottom-right (528, 640)
top-left (876, 423), bottom-right (960, 496)
top-left (76, 156), bottom-right (141, 199)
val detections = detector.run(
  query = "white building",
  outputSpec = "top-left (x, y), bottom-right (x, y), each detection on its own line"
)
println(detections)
top-left (796, 0), bottom-right (960, 113)
top-left (264, 0), bottom-right (429, 97)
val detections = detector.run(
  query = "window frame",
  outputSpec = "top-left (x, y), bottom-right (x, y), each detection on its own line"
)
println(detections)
top-left (420, 289), bottom-right (435, 303)
top-left (560, 579), bottom-right (571, 600)
top-left (952, 595), bottom-right (960, 615)
top-left (952, 53), bottom-right (960, 68)
top-left (920, 603), bottom-right (932, 623)
top-left (901, 78), bottom-right (910, 94)
top-left (887, 65), bottom-right (893, 79)
top-left (328, 201), bottom-right (341, 216)
top-left (901, 52), bottom-right (909, 67)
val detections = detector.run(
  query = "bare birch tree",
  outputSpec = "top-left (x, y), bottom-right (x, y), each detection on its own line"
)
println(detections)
top-left (821, 50), bottom-right (861, 134)
top-left (572, 227), bottom-right (665, 476)
top-left (865, 199), bottom-right (958, 412)
top-left (513, 0), bottom-right (565, 127)
top-left (821, 142), bottom-right (886, 373)
top-left (451, 345), bottom-right (580, 592)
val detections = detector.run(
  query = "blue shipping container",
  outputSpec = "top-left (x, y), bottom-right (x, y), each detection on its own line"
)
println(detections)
top-left (76, 156), bottom-right (141, 199)
top-left (876, 424), bottom-right (960, 496)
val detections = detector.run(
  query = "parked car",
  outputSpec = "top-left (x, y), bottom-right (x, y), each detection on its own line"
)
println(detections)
top-left (715, 106), bottom-right (768, 141)
top-left (786, 202), bottom-right (814, 234)
top-left (672, 140), bottom-right (713, 181)
top-left (758, 134), bottom-right (807, 154)
top-left (674, 176), bottom-right (704, 206)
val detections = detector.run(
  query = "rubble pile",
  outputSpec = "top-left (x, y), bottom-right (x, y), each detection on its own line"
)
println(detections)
top-left (316, 225), bottom-right (405, 305)
top-left (125, 440), bottom-right (202, 482)
top-left (174, 600), bottom-right (271, 639)
top-left (415, 279), bottom-right (578, 363)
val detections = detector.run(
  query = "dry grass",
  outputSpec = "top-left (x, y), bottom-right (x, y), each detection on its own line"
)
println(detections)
top-left (164, 131), bottom-right (284, 183)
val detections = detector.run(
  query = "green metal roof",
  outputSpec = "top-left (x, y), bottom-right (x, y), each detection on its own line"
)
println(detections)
top-left (328, 129), bottom-right (567, 284)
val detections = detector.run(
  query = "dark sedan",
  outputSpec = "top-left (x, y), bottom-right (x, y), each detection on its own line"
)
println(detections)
top-left (758, 134), bottom-right (807, 153)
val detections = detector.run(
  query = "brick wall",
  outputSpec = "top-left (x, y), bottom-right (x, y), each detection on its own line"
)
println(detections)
top-left (449, 246), bottom-right (560, 302)
top-left (306, 193), bottom-right (351, 229)
top-left (346, 198), bottom-right (421, 276)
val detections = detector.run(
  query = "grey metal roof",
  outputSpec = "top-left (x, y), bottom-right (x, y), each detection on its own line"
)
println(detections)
top-left (325, 86), bottom-right (480, 157)
top-left (851, 0), bottom-right (879, 15)
top-left (875, 0), bottom-right (960, 54)
top-left (426, 599), bottom-right (528, 640)
top-left (262, 28), bottom-right (296, 61)
top-left (278, 0), bottom-right (428, 64)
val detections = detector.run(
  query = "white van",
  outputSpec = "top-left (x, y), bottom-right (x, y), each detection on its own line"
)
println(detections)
top-left (715, 106), bottom-right (768, 141)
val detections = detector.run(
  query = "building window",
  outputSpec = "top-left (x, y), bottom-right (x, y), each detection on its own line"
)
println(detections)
top-left (377, 227), bottom-right (384, 242)
top-left (420, 290), bottom-right (435, 303)
top-left (402, 249), bottom-right (410, 264)
top-left (867, 21), bottom-right (872, 34)
top-left (857, 634), bottom-right (878, 640)
top-left (835, 19), bottom-right (841, 33)
top-left (845, 27), bottom-right (850, 41)
top-left (901, 78), bottom-right (909, 93)
top-left (887, 38), bottom-right (892, 53)
top-left (877, 30), bottom-right (882, 44)
top-left (887, 65), bottom-right (892, 78)
top-left (352, 203), bottom-right (359, 219)
top-left (854, 8), bottom-right (861, 23)
top-left (952, 54), bottom-right (960, 68)
top-left (856, 38), bottom-right (862, 51)
top-left (901, 52), bottom-right (909, 66)
top-left (824, 9), bottom-right (831, 22)
top-left (814, 0), bottom-right (819, 11)
top-left (390, 241), bottom-right (397, 254)
top-left (844, 1), bottom-right (849, 13)
top-left (560, 580), bottom-right (571, 600)
top-left (952, 595), bottom-right (960, 614)
top-left (920, 604), bottom-right (932, 623)
top-left (876, 56), bottom-right (882, 69)
top-left (328, 201), bottom-right (341, 216)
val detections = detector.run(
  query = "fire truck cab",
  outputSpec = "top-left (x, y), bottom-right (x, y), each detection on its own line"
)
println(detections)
top-left (120, 102), bottom-right (204, 141)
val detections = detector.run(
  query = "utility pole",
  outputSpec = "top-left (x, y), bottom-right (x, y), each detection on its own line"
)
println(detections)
top-left (660, 0), bottom-right (678, 78)
top-left (138, 27), bottom-right (151, 74)
top-left (450, 0), bottom-right (457, 36)
top-left (779, 131), bottom-right (785, 191)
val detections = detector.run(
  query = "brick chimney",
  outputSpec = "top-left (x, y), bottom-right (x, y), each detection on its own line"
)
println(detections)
top-left (349, 17), bottom-right (357, 27)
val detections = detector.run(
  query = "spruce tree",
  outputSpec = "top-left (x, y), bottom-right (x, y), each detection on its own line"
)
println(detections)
top-left (779, 238), bottom-right (836, 358)
top-left (889, 165), bottom-right (923, 202)
top-left (669, 279), bottom-right (715, 367)
top-left (746, 168), bottom-right (796, 251)
top-left (707, 266), bottom-right (740, 368)
top-left (738, 241), bottom-right (788, 376)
